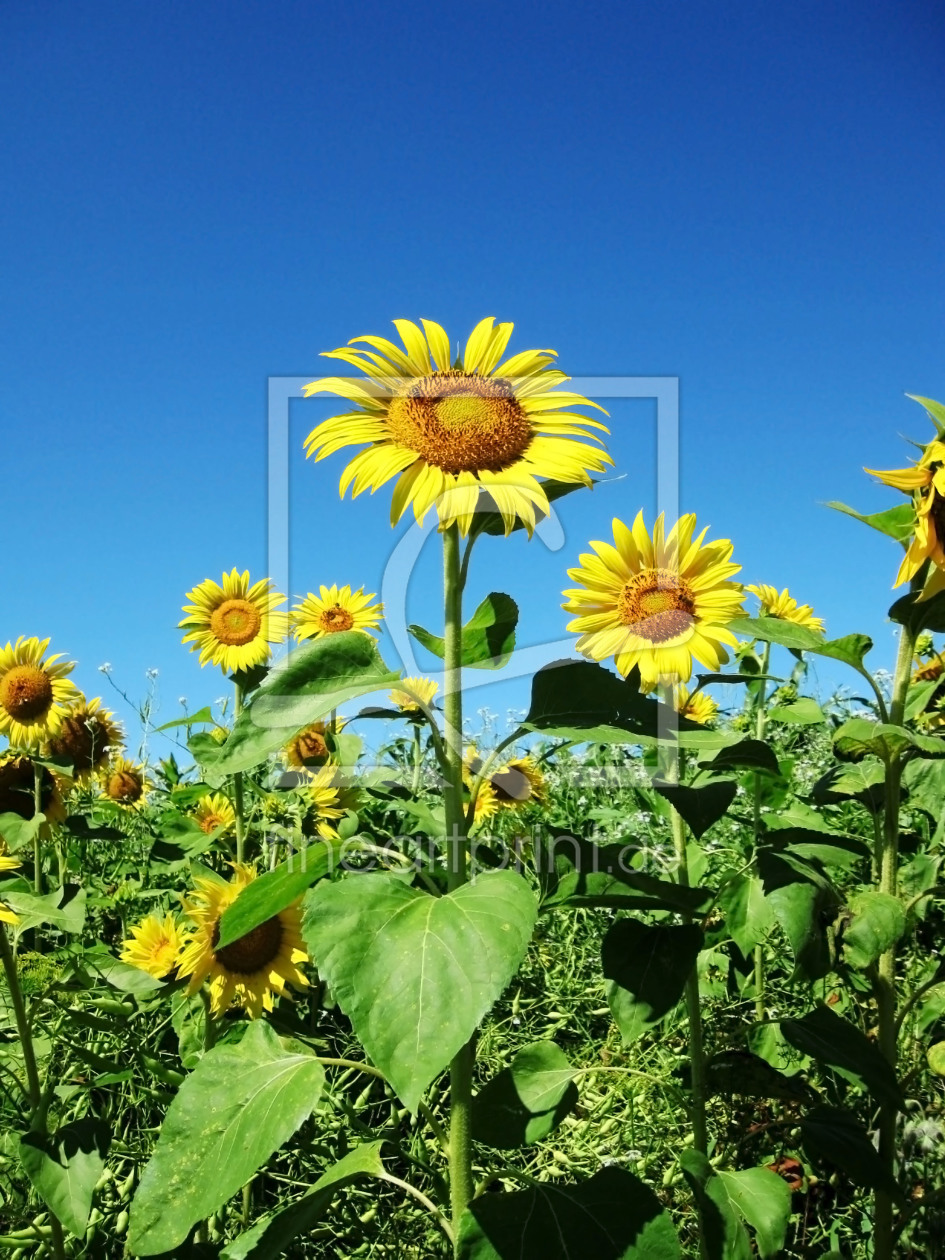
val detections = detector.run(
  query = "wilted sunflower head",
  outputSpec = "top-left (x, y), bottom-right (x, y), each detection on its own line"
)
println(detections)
top-left (303, 317), bottom-right (612, 536)
top-left (180, 569), bottom-right (289, 675)
top-left (291, 585), bottom-right (383, 643)
top-left (563, 511), bottom-right (744, 690)
top-left (120, 912), bottom-right (188, 980)
top-left (176, 864), bottom-right (309, 1018)
top-left (285, 720), bottom-right (337, 769)
top-left (46, 697), bottom-right (124, 781)
top-left (0, 637), bottom-right (81, 748)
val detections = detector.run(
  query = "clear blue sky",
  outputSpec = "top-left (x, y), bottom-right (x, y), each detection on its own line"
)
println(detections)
top-left (2, 1), bottom-right (943, 753)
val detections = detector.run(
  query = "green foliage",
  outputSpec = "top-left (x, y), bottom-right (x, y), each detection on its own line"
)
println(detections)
top-left (409, 592), bottom-right (518, 669)
top-left (471, 1041), bottom-right (578, 1148)
top-left (19, 1115), bottom-right (110, 1236)
top-left (602, 920), bottom-right (704, 1042)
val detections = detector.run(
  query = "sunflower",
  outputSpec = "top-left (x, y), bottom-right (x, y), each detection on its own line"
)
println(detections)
top-left (0, 637), bottom-right (81, 748)
top-left (464, 748), bottom-right (546, 824)
top-left (0, 755), bottom-right (65, 826)
top-left (46, 697), bottom-right (124, 781)
top-left (102, 757), bottom-right (149, 808)
top-left (285, 720), bottom-right (336, 769)
top-left (746, 584), bottom-right (824, 633)
top-left (303, 317), bottom-right (612, 535)
top-left (304, 765), bottom-right (349, 839)
top-left (562, 511), bottom-right (744, 690)
top-left (389, 676), bottom-right (439, 713)
top-left (673, 684), bottom-right (719, 726)
top-left (866, 437), bottom-right (945, 590)
top-left (193, 792), bottom-right (237, 835)
top-left (176, 864), bottom-right (309, 1018)
top-left (180, 569), bottom-right (289, 674)
top-left (120, 912), bottom-right (188, 980)
top-left (291, 585), bottom-right (383, 642)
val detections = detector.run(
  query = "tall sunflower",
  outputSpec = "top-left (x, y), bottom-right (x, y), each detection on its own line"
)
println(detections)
top-left (46, 697), bottom-right (124, 782)
top-left (562, 511), bottom-right (744, 690)
top-left (747, 584), bottom-right (824, 633)
top-left (193, 792), bottom-right (236, 835)
top-left (866, 433), bottom-right (945, 591)
top-left (120, 912), bottom-right (188, 980)
top-left (291, 585), bottom-right (383, 642)
top-left (303, 317), bottom-right (612, 535)
top-left (176, 864), bottom-right (309, 1018)
top-left (180, 570), bottom-right (289, 674)
top-left (0, 637), bottom-right (81, 748)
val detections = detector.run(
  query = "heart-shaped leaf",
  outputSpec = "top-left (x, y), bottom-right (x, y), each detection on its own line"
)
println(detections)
top-left (602, 920), bottom-right (704, 1042)
top-left (409, 593), bottom-right (518, 669)
top-left (19, 1116), bottom-right (110, 1237)
top-left (472, 1041), bottom-right (578, 1148)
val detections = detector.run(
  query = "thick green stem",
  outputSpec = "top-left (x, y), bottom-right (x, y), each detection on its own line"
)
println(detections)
top-left (233, 681), bottom-right (246, 864)
top-left (411, 724), bottom-right (423, 798)
top-left (32, 765), bottom-right (43, 896)
top-left (752, 641), bottom-right (771, 1021)
top-left (873, 616), bottom-right (917, 1259)
top-left (442, 524), bottom-right (474, 1245)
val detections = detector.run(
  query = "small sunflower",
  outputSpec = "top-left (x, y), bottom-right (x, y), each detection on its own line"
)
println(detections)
top-left (176, 864), bottom-right (309, 1018)
top-left (747, 584), bottom-right (824, 633)
top-left (285, 720), bottom-right (336, 769)
top-left (389, 676), bottom-right (439, 713)
top-left (303, 317), bottom-right (612, 535)
top-left (193, 792), bottom-right (237, 835)
top-left (180, 569), bottom-right (289, 674)
top-left (0, 755), bottom-right (65, 826)
top-left (120, 912), bottom-right (188, 979)
top-left (305, 765), bottom-right (349, 839)
top-left (464, 748), bottom-right (546, 823)
top-left (673, 684), bottom-right (718, 726)
top-left (562, 511), bottom-right (744, 690)
top-left (46, 697), bottom-right (124, 782)
top-left (914, 656), bottom-right (945, 683)
top-left (866, 432), bottom-right (945, 590)
top-left (0, 637), bottom-right (81, 748)
top-left (102, 757), bottom-right (149, 808)
top-left (291, 585), bottom-right (383, 642)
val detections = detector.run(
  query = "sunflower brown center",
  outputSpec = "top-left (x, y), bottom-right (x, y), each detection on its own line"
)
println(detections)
top-left (320, 606), bottom-right (354, 633)
top-left (199, 812), bottom-right (225, 834)
top-left (212, 915), bottom-right (284, 975)
top-left (108, 770), bottom-right (143, 803)
top-left (618, 569), bottom-right (696, 643)
top-left (48, 715), bottom-right (110, 773)
top-left (294, 729), bottom-right (329, 764)
top-left (209, 598), bottom-right (262, 646)
top-left (385, 370), bottom-right (533, 475)
top-left (0, 665), bottom-right (54, 723)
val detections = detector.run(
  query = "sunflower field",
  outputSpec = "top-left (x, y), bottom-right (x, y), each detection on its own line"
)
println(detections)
top-left (3, 319), bottom-right (945, 1260)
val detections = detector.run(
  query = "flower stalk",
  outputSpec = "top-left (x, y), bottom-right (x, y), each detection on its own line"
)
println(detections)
top-left (752, 640), bottom-right (772, 1021)
top-left (232, 681), bottom-right (247, 864)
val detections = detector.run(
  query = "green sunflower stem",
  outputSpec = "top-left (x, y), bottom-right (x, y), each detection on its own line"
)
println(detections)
top-left (873, 612), bottom-right (918, 1260)
top-left (752, 639), bottom-right (771, 1022)
top-left (32, 764), bottom-right (43, 897)
top-left (232, 681), bottom-right (247, 865)
top-left (442, 523), bottom-right (474, 1246)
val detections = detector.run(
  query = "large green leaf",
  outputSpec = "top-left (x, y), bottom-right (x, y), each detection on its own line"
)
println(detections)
top-left (700, 739), bottom-right (781, 777)
top-left (889, 588), bottom-right (945, 634)
top-left (409, 593), bottom-right (518, 669)
top-left (758, 852), bottom-right (839, 980)
top-left (5, 886), bottom-right (86, 935)
top-left (652, 778), bottom-right (736, 839)
top-left (903, 755), bottom-right (945, 819)
top-left (719, 872), bottom-right (774, 957)
top-left (217, 840), bottom-right (343, 950)
top-left (767, 698), bottom-right (827, 726)
top-left (840, 891), bottom-right (906, 969)
top-left (540, 834), bottom-right (711, 915)
top-left (602, 920), bottom-right (704, 1042)
top-left (303, 870), bottom-right (537, 1111)
top-left (202, 634), bottom-right (400, 778)
top-left (728, 619), bottom-right (881, 694)
top-left (127, 1022), bottom-right (325, 1255)
top-left (705, 1050), bottom-right (815, 1104)
top-left (220, 1142), bottom-right (385, 1259)
top-left (472, 1041), bottom-right (578, 1149)
top-left (457, 1165), bottom-right (681, 1259)
top-left (680, 1153), bottom-right (791, 1260)
top-left (155, 707), bottom-right (216, 732)
top-left (19, 1116), bottom-right (110, 1237)
top-left (799, 1105), bottom-right (902, 1200)
top-left (833, 717), bottom-right (945, 761)
top-left (0, 812), bottom-right (45, 852)
top-left (825, 500), bottom-right (915, 544)
top-left (779, 1006), bottom-right (904, 1110)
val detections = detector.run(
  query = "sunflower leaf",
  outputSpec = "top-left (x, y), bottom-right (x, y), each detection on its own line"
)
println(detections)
top-left (216, 840), bottom-right (344, 950)
top-left (19, 1115), bottom-right (110, 1238)
top-left (825, 500), bottom-right (916, 545)
top-left (471, 1041), bottom-right (579, 1149)
top-left (408, 593), bottom-right (518, 670)
top-left (602, 920), bottom-right (704, 1042)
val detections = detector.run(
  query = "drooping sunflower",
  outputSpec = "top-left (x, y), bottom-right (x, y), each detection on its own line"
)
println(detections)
top-left (673, 684), bottom-right (719, 726)
top-left (46, 697), bottom-right (124, 782)
top-left (0, 755), bottom-right (65, 826)
top-left (303, 317), bottom-right (612, 535)
top-left (291, 585), bottom-right (383, 642)
top-left (102, 757), bottom-right (150, 808)
top-left (176, 864), bottom-right (309, 1018)
top-left (193, 792), bottom-right (237, 835)
top-left (563, 511), bottom-right (744, 690)
top-left (0, 637), bottom-right (81, 748)
top-left (389, 676), bottom-right (439, 713)
top-left (180, 569), bottom-right (289, 674)
top-left (866, 432), bottom-right (945, 590)
top-left (285, 720), bottom-right (336, 769)
top-left (120, 912), bottom-right (188, 980)
top-left (746, 584), bottom-right (824, 633)
top-left (464, 748), bottom-right (546, 824)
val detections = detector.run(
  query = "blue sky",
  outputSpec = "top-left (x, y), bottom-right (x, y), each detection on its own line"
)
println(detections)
top-left (2, 1), bottom-right (943, 754)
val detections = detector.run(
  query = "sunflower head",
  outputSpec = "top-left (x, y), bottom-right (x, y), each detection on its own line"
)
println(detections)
top-left (913, 656), bottom-right (945, 684)
top-left (193, 792), bottom-right (236, 835)
top-left (303, 764), bottom-right (350, 839)
top-left (563, 511), bottom-right (744, 690)
top-left (866, 415), bottom-right (945, 590)
top-left (673, 684), bottom-right (719, 726)
top-left (0, 755), bottom-right (65, 826)
top-left (120, 912), bottom-right (188, 980)
top-left (176, 864), bottom-right (309, 1018)
top-left (746, 584), bottom-right (824, 633)
top-left (0, 637), bottom-right (81, 748)
top-left (464, 748), bottom-right (546, 823)
top-left (46, 697), bottom-right (124, 781)
top-left (103, 757), bottom-right (149, 808)
top-left (291, 585), bottom-right (383, 643)
top-left (285, 720), bottom-right (336, 769)
top-left (389, 676), bottom-right (439, 714)
top-left (302, 317), bottom-right (612, 536)
top-left (180, 570), bottom-right (289, 675)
